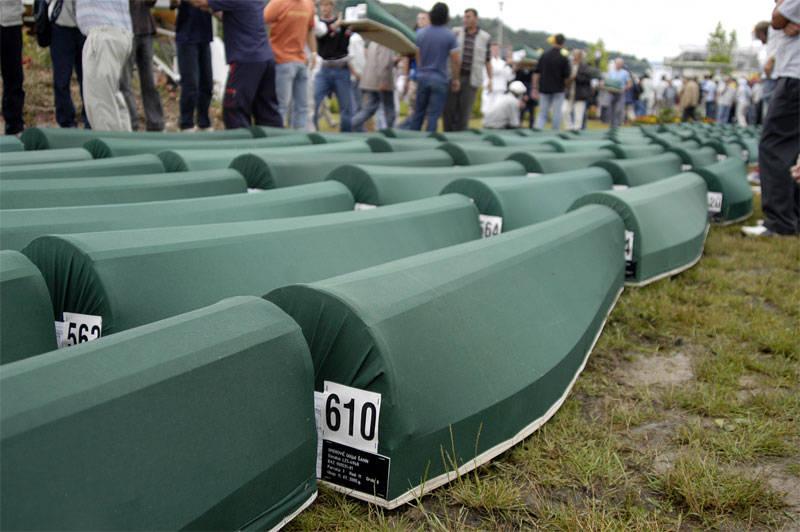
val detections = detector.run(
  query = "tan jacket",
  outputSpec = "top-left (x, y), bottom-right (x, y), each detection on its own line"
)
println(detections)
top-left (359, 42), bottom-right (395, 92)
top-left (679, 80), bottom-right (700, 108)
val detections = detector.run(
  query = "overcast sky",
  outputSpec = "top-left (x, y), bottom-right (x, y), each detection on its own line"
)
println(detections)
top-left (388, 0), bottom-right (772, 62)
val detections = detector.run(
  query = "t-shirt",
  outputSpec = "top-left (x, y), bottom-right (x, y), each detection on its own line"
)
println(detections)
top-left (316, 17), bottom-right (350, 61)
top-left (129, 0), bottom-right (156, 36)
top-left (176, 2), bottom-right (212, 44)
top-left (416, 25), bottom-right (459, 85)
top-left (535, 47), bottom-right (571, 94)
top-left (76, 0), bottom-right (132, 34)
top-left (774, 0), bottom-right (800, 79)
top-left (208, 0), bottom-right (272, 64)
top-left (702, 80), bottom-right (716, 101)
top-left (604, 68), bottom-right (630, 93)
top-left (264, 0), bottom-right (314, 64)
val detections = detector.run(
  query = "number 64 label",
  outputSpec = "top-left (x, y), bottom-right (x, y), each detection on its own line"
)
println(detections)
top-left (321, 381), bottom-right (381, 453)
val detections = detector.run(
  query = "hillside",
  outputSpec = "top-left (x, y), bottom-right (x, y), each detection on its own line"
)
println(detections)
top-left (381, 2), bottom-right (651, 74)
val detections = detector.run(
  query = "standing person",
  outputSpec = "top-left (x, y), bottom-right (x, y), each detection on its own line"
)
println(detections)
top-left (1, 0), bottom-right (24, 135)
top-left (314, 0), bottom-right (354, 132)
top-left (564, 49), bottom-right (590, 131)
top-left (49, 0), bottom-right (88, 129)
top-left (514, 59), bottom-right (536, 129)
top-left (120, 0), bottom-right (164, 131)
top-left (743, 0), bottom-right (800, 237)
top-left (351, 42), bottom-right (396, 130)
top-left (76, 0), bottom-right (133, 131)
top-left (641, 74), bottom-right (655, 115)
top-left (408, 2), bottom-right (460, 132)
top-left (482, 80), bottom-right (526, 129)
top-left (679, 76), bottom-right (700, 122)
top-left (190, 0), bottom-right (281, 129)
top-left (662, 77), bottom-right (677, 113)
top-left (717, 77), bottom-right (736, 123)
top-left (532, 33), bottom-right (571, 130)
top-left (264, 0), bottom-right (315, 130)
top-left (755, 21), bottom-right (778, 120)
top-left (602, 57), bottom-right (631, 129)
top-left (481, 42), bottom-right (512, 115)
top-left (443, 8), bottom-right (490, 132)
top-left (701, 74), bottom-right (717, 119)
top-left (172, 0), bottom-right (213, 131)
top-left (736, 77), bottom-right (752, 126)
top-left (399, 11), bottom-right (430, 127)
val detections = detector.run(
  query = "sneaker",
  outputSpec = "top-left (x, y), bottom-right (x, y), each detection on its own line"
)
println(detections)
top-left (741, 225), bottom-right (777, 237)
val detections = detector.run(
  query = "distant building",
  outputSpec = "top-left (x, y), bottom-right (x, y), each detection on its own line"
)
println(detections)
top-left (665, 45), bottom-right (760, 78)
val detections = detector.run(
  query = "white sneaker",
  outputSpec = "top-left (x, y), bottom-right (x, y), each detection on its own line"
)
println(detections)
top-left (741, 225), bottom-right (776, 237)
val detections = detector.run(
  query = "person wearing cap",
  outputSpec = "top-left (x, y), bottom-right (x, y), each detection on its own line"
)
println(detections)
top-left (482, 80), bottom-right (526, 129)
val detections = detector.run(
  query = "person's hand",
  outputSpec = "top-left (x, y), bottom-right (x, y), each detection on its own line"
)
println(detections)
top-left (308, 55), bottom-right (316, 70)
top-left (451, 78), bottom-right (461, 93)
top-left (530, 88), bottom-right (539, 100)
top-left (785, 22), bottom-right (800, 36)
top-left (791, 157), bottom-right (800, 183)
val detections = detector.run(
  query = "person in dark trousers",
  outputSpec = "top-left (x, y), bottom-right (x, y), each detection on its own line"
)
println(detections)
top-left (532, 33), bottom-right (571, 130)
top-left (49, 0), bottom-right (89, 128)
top-left (171, 0), bottom-right (213, 131)
top-left (513, 62), bottom-right (536, 129)
top-left (743, 0), bottom-right (800, 237)
top-left (120, 0), bottom-right (164, 131)
top-left (1, 0), bottom-right (25, 135)
top-left (190, 0), bottom-right (281, 129)
top-left (314, 0), bottom-right (354, 132)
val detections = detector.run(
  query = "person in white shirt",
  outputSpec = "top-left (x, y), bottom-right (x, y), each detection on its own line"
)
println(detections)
top-left (481, 42), bottom-right (513, 115)
top-left (482, 80), bottom-right (526, 129)
top-left (701, 75), bottom-right (717, 119)
top-left (736, 77), bottom-right (752, 126)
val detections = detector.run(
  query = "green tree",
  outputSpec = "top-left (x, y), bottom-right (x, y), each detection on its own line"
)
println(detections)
top-left (587, 39), bottom-right (609, 71)
top-left (707, 22), bottom-right (737, 65)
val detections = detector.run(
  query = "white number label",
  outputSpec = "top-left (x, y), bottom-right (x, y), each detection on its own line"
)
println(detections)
top-left (60, 312), bottom-right (102, 348)
top-left (707, 192), bottom-right (723, 214)
top-left (354, 202), bottom-right (377, 211)
top-left (681, 164), bottom-right (692, 172)
top-left (624, 230), bottom-right (635, 262)
top-left (479, 214), bottom-right (503, 239)
top-left (344, 3), bottom-right (367, 21)
top-left (612, 184), bottom-right (629, 191)
top-left (321, 381), bottom-right (381, 453)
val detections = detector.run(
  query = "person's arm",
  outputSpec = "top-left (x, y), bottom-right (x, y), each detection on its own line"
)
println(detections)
top-left (307, 25), bottom-right (317, 69)
top-left (263, 0), bottom-right (278, 23)
top-left (531, 73), bottom-right (540, 99)
top-left (765, 57), bottom-right (775, 77)
top-left (450, 49), bottom-right (461, 93)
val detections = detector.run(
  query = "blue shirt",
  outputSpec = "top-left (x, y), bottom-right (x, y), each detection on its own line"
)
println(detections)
top-left (207, 0), bottom-right (272, 64)
top-left (76, 0), bottom-right (131, 34)
top-left (416, 25), bottom-right (458, 85)
top-left (176, 2), bottom-right (212, 44)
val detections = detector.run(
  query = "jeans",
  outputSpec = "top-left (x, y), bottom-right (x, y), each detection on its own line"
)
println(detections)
top-left (716, 105), bottom-right (731, 124)
top-left (51, 24), bottom-right (87, 128)
top-left (314, 66), bottom-right (352, 132)
top-left (565, 99), bottom-right (586, 131)
top-left (535, 91), bottom-right (565, 130)
top-left (0, 24), bottom-right (25, 134)
top-left (352, 90), bottom-right (395, 131)
top-left (176, 41), bottom-right (213, 130)
top-left (409, 78), bottom-right (448, 132)
top-left (609, 92), bottom-right (625, 128)
top-left (120, 34), bottom-right (164, 131)
top-left (222, 59), bottom-right (282, 129)
top-left (275, 61), bottom-right (308, 129)
top-left (705, 101), bottom-right (716, 119)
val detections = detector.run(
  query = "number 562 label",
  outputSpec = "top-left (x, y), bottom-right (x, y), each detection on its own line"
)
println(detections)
top-left (321, 381), bottom-right (381, 453)
top-left (59, 312), bottom-right (102, 348)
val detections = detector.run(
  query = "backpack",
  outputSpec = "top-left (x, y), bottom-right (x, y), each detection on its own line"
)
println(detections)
top-left (34, 0), bottom-right (63, 48)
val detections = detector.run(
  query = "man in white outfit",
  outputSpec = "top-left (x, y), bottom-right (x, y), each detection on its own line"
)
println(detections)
top-left (482, 80), bottom-right (526, 129)
top-left (481, 42), bottom-right (512, 115)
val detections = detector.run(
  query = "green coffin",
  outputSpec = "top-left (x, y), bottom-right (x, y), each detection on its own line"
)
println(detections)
top-left (229, 149), bottom-right (455, 189)
top-left (591, 153), bottom-right (683, 187)
top-left (508, 150), bottom-right (616, 173)
top-left (250, 125), bottom-right (313, 138)
top-left (341, 0), bottom-right (416, 55)
top-left (667, 146), bottom-right (719, 168)
top-left (158, 140), bottom-right (374, 177)
top-left (481, 134), bottom-right (556, 147)
top-left (327, 161), bottom-right (526, 205)
top-left (23, 195), bottom-right (479, 334)
top-left (1, 147), bottom-right (92, 166)
top-left (603, 144), bottom-right (665, 159)
top-left (570, 173), bottom-right (709, 286)
top-left (20, 126), bottom-right (255, 150)
top-left (0, 182), bottom-right (354, 251)
top-left (544, 139), bottom-right (616, 153)
top-left (379, 128), bottom-right (431, 139)
top-left (701, 140), bottom-right (744, 160)
top-left (0, 296), bottom-right (317, 530)
top-left (266, 205), bottom-right (624, 508)
top-left (441, 168), bottom-right (613, 230)
top-left (0, 136), bottom-right (23, 153)
top-left (366, 137), bottom-right (444, 152)
top-left (438, 143), bottom-right (556, 166)
top-left (0, 251), bottom-right (57, 364)
top-left (693, 158), bottom-right (753, 224)
top-left (429, 131), bottom-right (485, 142)
top-left (0, 169), bottom-right (246, 209)
top-left (85, 133), bottom-right (322, 159)
top-left (0, 154), bottom-right (165, 180)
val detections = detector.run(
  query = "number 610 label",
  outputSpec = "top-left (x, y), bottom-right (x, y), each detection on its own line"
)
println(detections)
top-left (321, 381), bottom-right (381, 453)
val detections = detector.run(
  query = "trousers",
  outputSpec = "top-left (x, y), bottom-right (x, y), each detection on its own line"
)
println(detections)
top-left (222, 59), bottom-right (282, 129)
top-left (120, 33), bottom-right (165, 131)
top-left (82, 26), bottom-right (133, 132)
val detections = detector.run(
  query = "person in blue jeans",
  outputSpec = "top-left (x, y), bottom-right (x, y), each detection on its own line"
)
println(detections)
top-left (172, 0), bottom-right (213, 130)
top-left (49, 0), bottom-right (89, 128)
top-left (314, 0), bottom-right (354, 132)
top-left (532, 34), bottom-right (570, 130)
top-left (408, 2), bottom-right (460, 132)
top-left (351, 42), bottom-right (396, 130)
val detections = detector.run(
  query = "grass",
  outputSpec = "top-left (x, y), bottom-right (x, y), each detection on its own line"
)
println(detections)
top-left (8, 36), bottom-right (800, 530)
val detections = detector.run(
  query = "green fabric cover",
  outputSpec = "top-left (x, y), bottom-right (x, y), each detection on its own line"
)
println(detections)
top-left (20, 126), bottom-right (255, 150)
top-left (229, 148), bottom-right (455, 189)
top-left (429, 131), bottom-right (485, 142)
top-left (437, 143), bottom-right (556, 166)
top-left (693, 158), bottom-right (753, 224)
top-left (591, 153), bottom-right (683, 187)
top-left (341, 0), bottom-right (416, 54)
top-left (0, 296), bottom-right (317, 531)
top-left (508, 150), bottom-right (616, 173)
top-left (1, 147), bottom-right (92, 166)
top-left (569, 173), bottom-right (709, 285)
top-left (0, 251), bottom-right (57, 364)
top-left (326, 161), bottom-right (527, 205)
top-left (367, 137), bottom-right (444, 152)
top-left (544, 139), bottom-right (616, 153)
top-left (0, 169), bottom-right (246, 209)
top-left (0, 136), bottom-right (23, 153)
top-left (158, 140), bottom-right (374, 176)
top-left (653, 138), bottom-right (701, 151)
top-left (441, 167), bottom-right (613, 230)
top-left (0, 154), bottom-right (165, 180)
top-left (379, 128), bottom-right (430, 139)
top-left (23, 195), bottom-right (479, 334)
top-left (603, 144), bottom-right (665, 159)
top-left (266, 205), bottom-right (624, 507)
top-left (667, 146), bottom-right (719, 168)
top-left (701, 140), bottom-right (744, 160)
top-left (482, 134), bottom-right (559, 148)
top-left (250, 125), bottom-right (314, 138)
top-left (85, 134), bottom-right (322, 159)
top-left (0, 182), bottom-right (354, 251)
